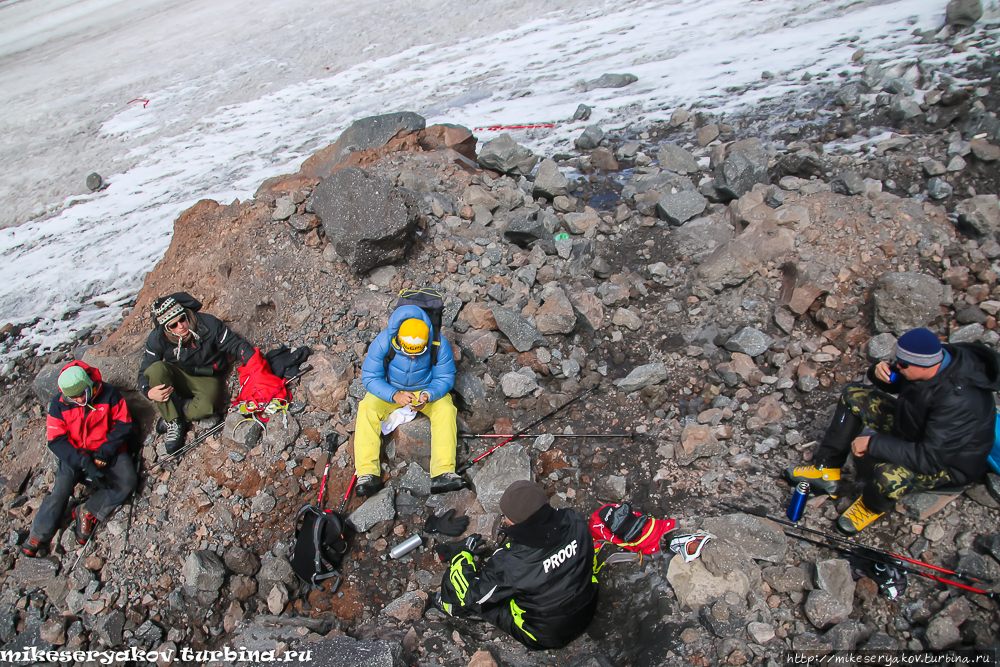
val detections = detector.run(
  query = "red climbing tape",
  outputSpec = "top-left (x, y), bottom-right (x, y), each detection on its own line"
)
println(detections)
top-left (127, 99), bottom-right (150, 108)
top-left (473, 124), bottom-right (556, 131)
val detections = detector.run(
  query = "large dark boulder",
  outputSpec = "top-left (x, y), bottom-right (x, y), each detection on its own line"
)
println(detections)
top-left (311, 167), bottom-right (420, 274)
top-left (329, 112), bottom-right (425, 167)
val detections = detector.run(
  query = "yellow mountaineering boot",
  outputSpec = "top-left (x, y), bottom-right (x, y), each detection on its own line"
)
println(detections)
top-left (785, 465), bottom-right (841, 498)
top-left (837, 497), bottom-right (884, 535)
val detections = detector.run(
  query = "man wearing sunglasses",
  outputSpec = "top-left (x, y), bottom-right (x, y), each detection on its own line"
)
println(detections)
top-left (22, 362), bottom-right (136, 557)
top-left (354, 304), bottom-right (462, 497)
top-left (787, 327), bottom-right (1000, 534)
top-left (137, 292), bottom-right (254, 454)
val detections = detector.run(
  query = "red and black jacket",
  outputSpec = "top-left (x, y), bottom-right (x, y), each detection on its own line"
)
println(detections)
top-left (47, 361), bottom-right (132, 469)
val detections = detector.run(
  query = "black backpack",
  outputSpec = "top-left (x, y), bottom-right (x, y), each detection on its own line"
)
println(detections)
top-left (290, 505), bottom-right (348, 590)
top-left (383, 287), bottom-right (445, 374)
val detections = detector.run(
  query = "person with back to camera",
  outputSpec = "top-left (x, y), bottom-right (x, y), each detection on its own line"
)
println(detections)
top-left (786, 327), bottom-right (1000, 534)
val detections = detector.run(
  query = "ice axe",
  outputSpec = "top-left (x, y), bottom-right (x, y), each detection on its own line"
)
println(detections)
top-left (457, 384), bottom-right (597, 474)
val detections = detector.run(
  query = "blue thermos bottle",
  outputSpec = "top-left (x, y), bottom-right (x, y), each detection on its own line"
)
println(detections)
top-left (787, 482), bottom-right (810, 521)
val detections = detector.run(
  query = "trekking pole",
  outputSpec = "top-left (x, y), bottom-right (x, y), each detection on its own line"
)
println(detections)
top-left (719, 502), bottom-right (995, 586)
top-left (458, 432), bottom-right (633, 439)
top-left (71, 518), bottom-right (103, 573)
top-left (457, 384), bottom-right (597, 474)
top-left (317, 439), bottom-right (338, 508)
top-left (783, 526), bottom-right (995, 598)
top-left (123, 450), bottom-right (144, 557)
top-left (146, 422), bottom-right (225, 474)
top-left (339, 474), bottom-right (357, 514)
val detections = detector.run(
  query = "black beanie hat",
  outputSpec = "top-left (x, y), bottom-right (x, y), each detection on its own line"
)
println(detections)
top-left (499, 480), bottom-right (549, 524)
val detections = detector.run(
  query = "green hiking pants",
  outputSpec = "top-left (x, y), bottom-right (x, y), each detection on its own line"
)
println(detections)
top-left (144, 361), bottom-right (222, 422)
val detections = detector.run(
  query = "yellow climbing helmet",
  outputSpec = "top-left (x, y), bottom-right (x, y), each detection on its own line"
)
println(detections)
top-left (398, 318), bottom-right (430, 356)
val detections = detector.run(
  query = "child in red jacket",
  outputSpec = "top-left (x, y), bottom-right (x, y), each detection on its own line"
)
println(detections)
top-left (22, 362), bottom-right (137, 557)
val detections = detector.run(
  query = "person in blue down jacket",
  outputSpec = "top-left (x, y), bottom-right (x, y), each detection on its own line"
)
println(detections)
top-left (356, 304), bottom-right (463, 497)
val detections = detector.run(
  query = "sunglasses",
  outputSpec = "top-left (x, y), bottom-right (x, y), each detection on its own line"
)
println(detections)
top-left (892, 361), bottom-right (910, 370)
top-left (167, 314), bottom-right (187, 331)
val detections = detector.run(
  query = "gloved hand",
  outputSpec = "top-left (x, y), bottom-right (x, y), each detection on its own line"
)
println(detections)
top-left (424, 509), bottom-right (469, 537)
top-left (435, 533), bottom-right (487, 562)
top-left (84, 460), bottom-right (110, 490)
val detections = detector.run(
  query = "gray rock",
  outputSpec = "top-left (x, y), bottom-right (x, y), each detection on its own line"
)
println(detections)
top-left (666, 557), bottom-right (750, 611)
top-left (384, 591), bottom-right (426, 621)
top-left (399, 462), bottom-right (431, 497)
top-left (830, 171), bottom-right (865, 196)
top-left (134, 619), bottom-right (163, 648)
top-left (478, 133), bottom-right (538, 176)
top-left (535, 286), bottom-right (577, 334)
top-left (267, 633), bottom-right (405, 667)
top-left (927, 177), bottom-right (953, 200)
top-left (701, 540), bottom-right (762, 589)
top-left (183, 550), bottom-right (227, 591)
top-left (572, 104), bottom-right (592, 121)
top-left (762, 566), bottom-right (807, 593)
top-left (583, 73), bottom-right (637, 91)
top-left (95, 609), bottom-right (125, 647)
top-left (333, 112), bottom-right (425, 164)
top-left (32, 362), bottom-right (62, 404)
top-left (251, 492), bottom-right (277, 513)
top-left (872, 272), bottom-right (943, 335)
top-left (596, 475), bottom-right (626, 501)
top-left (312, 166), bottom-right (419, 274)
top-left (835, 83), bottom-right (860, 107)
top-left (503, 216), bottom-right (550, 247)
top-left (348, 485), bottom-right (396, 532)
top-left (946, 0), bottom-right (983, 26)
top-left (532, 159), bottom-right (569, 198)
top-left (815, 559), bottom-right (855, 609)
top-left (724, 327), bottom-right (773, 357)
top-left (272, 197), bottom-right (295, 221)
top-left (657, 143), bottom-right (700, 174)
top-left (701, 513), bottom-right (787, 563)
top-left (657, 190), bottom-right (707, 225)
top-left (747, 622), bottom-right (775, 644)
top-left (86, 172), bottom-right (103, 191)
top-left (9, 557), bottom-right (58, 586)
top-left (491, 306), bottom-right (547, 352)
top-left (453, 372), bottom-right (486, 411)
top-left (714, 150), bottom-right (768, 200)
top-left (862, 63), bottom-right (885, 89)
top-left (884, 78), bottom-right (915, 96)
top-left (950, 323), bottom-right (985, 343)
top-left (867, 333), bottom-right (897, 361)
top-left (500, 371), bottom-right (538, 398)
top-left (692, 241), bottom-right (762, 297)
top-left (616, 363), bottom-right (667, 393)
top-left (890, 97), bottom-right (922, 122)
top-left (256, 556), bottom-right (298, 600)
top-left (533, 433), bottom-right (555, 452)
top-left (472, 444), bottom-right (532, 514)
top-left (804, 589), bottom-right (850, 629)
top-left (955, 195), bottom-right (1000, 237)
top-left (674, 215), bottom-right (735, 256)
top-left (224, 546), bottom-right (260, 576)
top-left (39, 617), bottom-right (67, 645)
top-left (925, 616), bottom-right (960, 650)
top-left (824, 620), bottom-right (867, 651)
top-left (576, 125), bottom-right (605, 150)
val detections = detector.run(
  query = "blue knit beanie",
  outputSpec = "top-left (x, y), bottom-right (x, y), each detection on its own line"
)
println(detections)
top-left (895, 328), bottom-right (943, 367)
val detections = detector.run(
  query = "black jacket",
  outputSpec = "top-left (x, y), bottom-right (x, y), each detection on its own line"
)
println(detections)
top-left (137, 312), bottom-right (254, 395)
top-left (867, 342), bottom-right (1000, 484)
top-left (446, 506), bottom-right (598, 649)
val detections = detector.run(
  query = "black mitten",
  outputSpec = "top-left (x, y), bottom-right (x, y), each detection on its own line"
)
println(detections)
top-left (84, 461), bottom-right (110, 490)
top-left (435, 533), bottom-right (487, 561)
top-left (424, 508), bottom-right (469, 537)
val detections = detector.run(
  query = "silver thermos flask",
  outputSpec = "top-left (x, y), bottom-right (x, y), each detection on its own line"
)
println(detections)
top-left (389, 534), bottom-right (423, 559)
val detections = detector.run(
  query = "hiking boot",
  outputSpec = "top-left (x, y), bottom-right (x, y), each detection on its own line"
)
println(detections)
top-left (785, 465), bottom-right (841, 498)
top-left (431, 472), bottom-right (466, 494)
top-left (837, 497), bottom-right (884, 535)
top-left (155, 418), bottom-right (168, 434)
top-left (432, 591), bottom-right (451, 615)
top-left (21, 536), bottom-right (43, 558)
top-left (355, 474), bottom-right (384, 498)
top-left (163, 419), bottom-right (187, 455)
top-left (72, 506), bottom-right (97, 545)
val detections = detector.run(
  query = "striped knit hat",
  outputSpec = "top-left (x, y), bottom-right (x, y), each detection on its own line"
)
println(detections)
top-left (152, 295), bottom-right (185, 327)
top-left (896, 328), bottom-right (943, 367)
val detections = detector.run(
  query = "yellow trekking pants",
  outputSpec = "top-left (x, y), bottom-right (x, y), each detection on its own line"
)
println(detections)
top-left (353, 392), bottom-right (457, 477)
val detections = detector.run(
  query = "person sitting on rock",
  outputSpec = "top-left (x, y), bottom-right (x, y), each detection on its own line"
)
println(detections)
top-left (434, 481), bottom-right (599, 650)
top-left (787, 327), bottom-right (1000, 534)
top-left (355, 304), bottom-right (461, 496)
top-left (137, 292), bottom-right (254, 454)
top-left (22, 362), bottom-right (137, 557)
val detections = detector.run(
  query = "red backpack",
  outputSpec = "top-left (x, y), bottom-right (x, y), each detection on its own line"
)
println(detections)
top-left (589, 503), bottom-right (675, 555)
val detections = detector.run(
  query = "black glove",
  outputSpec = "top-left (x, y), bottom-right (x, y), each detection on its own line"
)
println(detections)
top-left (435, 534), bottom-right (487, 562)
top-left (84, 460), bottom-right (110, 490)
top-left (424, 509), bottom-right (469, 537)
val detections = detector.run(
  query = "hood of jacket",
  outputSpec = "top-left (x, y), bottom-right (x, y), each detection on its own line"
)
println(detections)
top-left (386, 305), bottom-right (434, 345)
top-left (58, 360), bottom-right (103, 401)
top-left (943, 343), bottom-right (1000, 391)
